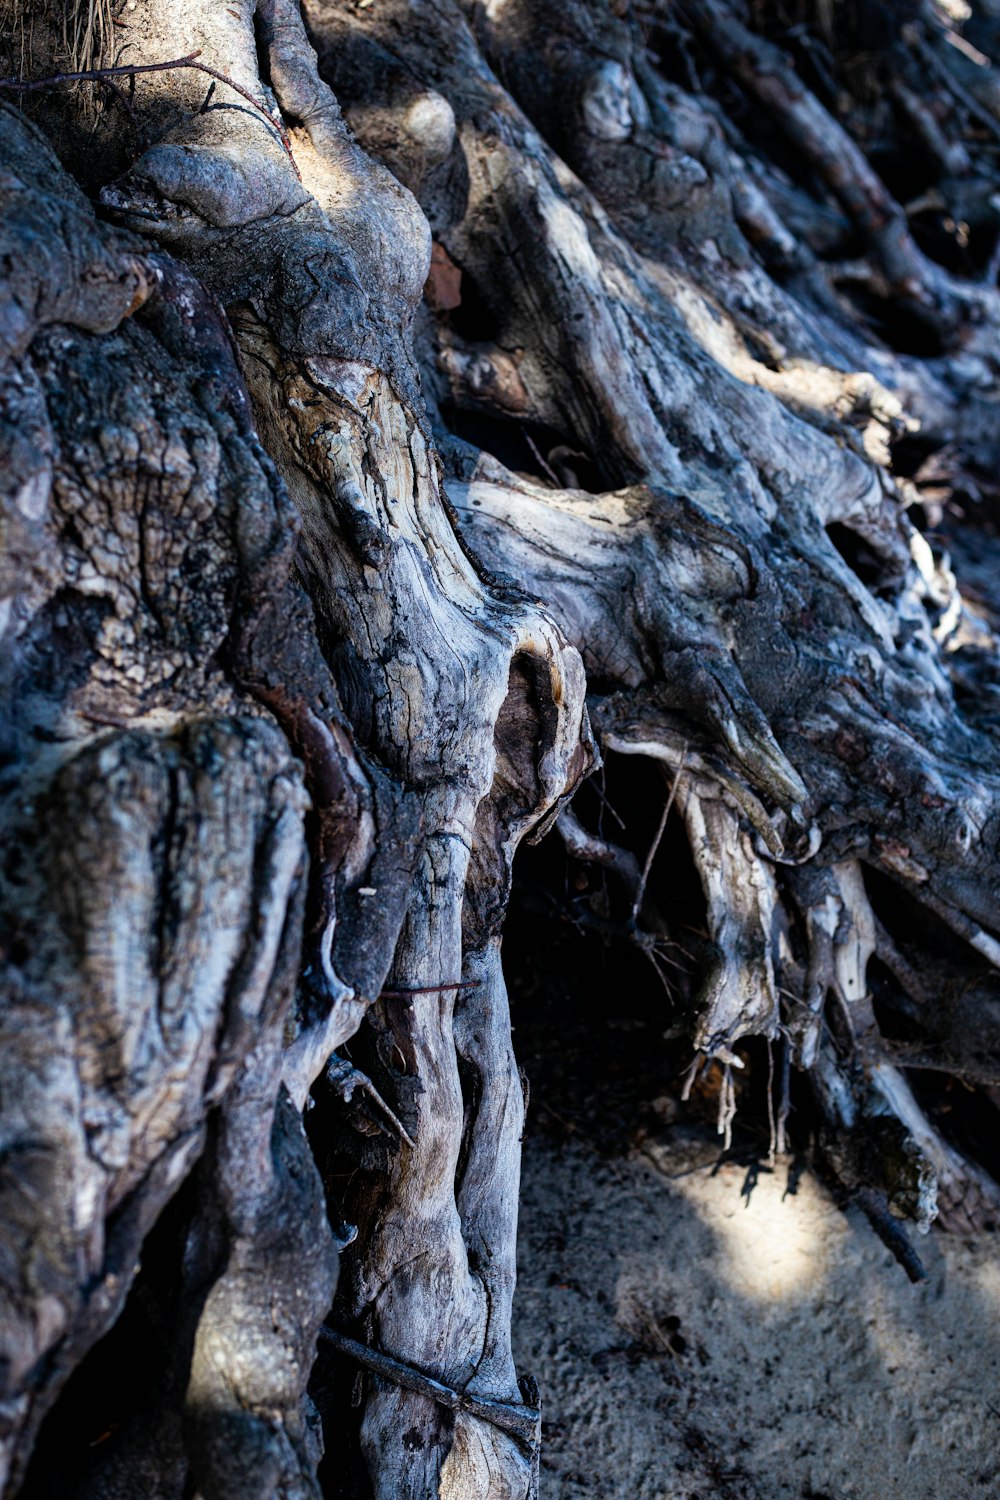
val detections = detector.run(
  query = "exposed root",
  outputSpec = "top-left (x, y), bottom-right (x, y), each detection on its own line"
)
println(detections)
top-left (4, 0), bottom-right (1000, 1496)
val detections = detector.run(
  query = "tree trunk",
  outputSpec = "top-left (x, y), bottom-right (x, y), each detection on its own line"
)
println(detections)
top-left (2, 0), bottom-right (1000, 1495)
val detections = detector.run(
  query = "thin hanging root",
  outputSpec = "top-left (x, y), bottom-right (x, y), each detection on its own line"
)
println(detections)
top-left (680, 1051), bottom-right (705, 1102)
top-left (65, 0), bottom-right (114, 78)
top-left (679, 1053), bottom-right (741, 1151)
top-left (775, 1036), bottom-right (792, 1159)
top-left (717, 1062), bottom-right (737, 1151)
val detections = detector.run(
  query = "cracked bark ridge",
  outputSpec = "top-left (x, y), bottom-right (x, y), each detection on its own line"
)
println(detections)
top-left (0, 96), bottom-right (411, 1496)
top-left (3, 1), bottom-right (592, 1493)
top-left (2, 0), bottom-right (1000, 1495)
top-left (90, 7), bottom-right (591, 1494)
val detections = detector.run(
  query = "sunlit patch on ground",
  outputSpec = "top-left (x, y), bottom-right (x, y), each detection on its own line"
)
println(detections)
top-left (514, 1131), bottom-right (1000, 1500)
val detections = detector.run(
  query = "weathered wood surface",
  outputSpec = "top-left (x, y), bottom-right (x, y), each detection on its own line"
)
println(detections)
top-left (1, 0), bottom-right (1000, 1494)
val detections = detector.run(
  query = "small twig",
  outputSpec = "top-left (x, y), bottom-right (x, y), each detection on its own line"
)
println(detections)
top-left (378, 980), bottom-right (482, 997)
top-left (0, 50), bottom-right (301, 180)
top-left (592, 771), bottom-right (627, 832)
top-left (0, 50), bottom-right (195, 90)
top-left (326, 1056), bottom-right (416, 1149)
top-left (644, 947), bottom-right (676, 1002)
top-left (521, 428), bottom-right (563, 488)
top-left (317, 1326), bottom-right (541, 1449)
top-left (98, 73), bottom-right (140, 131)
top-left (630, 750), bottom-right (685, 927)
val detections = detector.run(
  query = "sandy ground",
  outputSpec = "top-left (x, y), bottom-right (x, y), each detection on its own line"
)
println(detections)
top-left (513, 1129), bottom-right (1000, 1500)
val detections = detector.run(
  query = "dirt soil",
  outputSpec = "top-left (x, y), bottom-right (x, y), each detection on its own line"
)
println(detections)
top-left (513, 1128), bottom-right (1000, 1500)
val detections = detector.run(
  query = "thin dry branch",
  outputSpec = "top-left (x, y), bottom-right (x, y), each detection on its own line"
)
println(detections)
top-left (0, 48), bottom-right (301, 176)
top-left (317, 1326), bottom-right (541, 1449)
